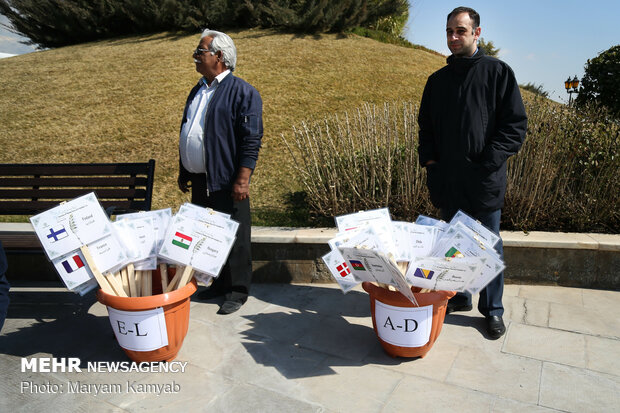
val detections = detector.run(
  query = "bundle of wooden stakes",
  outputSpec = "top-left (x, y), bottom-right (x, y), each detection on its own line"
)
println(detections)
top-left (80, 245), bottom-right (195, 297)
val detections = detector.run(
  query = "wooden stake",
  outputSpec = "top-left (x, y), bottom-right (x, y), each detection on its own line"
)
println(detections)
top-left (79, 245), bottom-right (116, 296)
top-left (165, 265), bottom-right (183, 293)
top-left (127, 263), bottom-right (137, 297)
top-left (142, 270), bottom-right (152, 297)
top-left (105, 272), bottom-right (128, 297)
top-left (159, 263), bottom-right (168, 292)
top-left (176, 265), bottom-right (195, 290)
top-left (135, 270), bottom-right (142, 297)
top-left (121, 267), bottom-right (130, 296)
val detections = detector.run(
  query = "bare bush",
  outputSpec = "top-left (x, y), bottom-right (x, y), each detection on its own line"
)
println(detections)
top-left (283, 99), bottom-right (619, 232)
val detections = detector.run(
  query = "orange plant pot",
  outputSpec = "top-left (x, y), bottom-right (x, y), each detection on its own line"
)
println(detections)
top-left (362, 282), bottom-right (456, 358)
top-left (97, 268), bottom-right (196, 362)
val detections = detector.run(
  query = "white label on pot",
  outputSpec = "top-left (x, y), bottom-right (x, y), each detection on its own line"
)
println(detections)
top-left (374, 300), bottom-right (432, 348)
top-left (107, 307), bottom-right (168, 351)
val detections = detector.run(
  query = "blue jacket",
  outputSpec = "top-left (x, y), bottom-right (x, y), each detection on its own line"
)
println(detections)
top-left (179, 73), bottom-right (263, 192)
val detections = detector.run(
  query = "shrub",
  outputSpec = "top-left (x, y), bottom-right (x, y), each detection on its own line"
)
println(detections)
top-left (0, 0), bottom-right (410, 48)
top-left (283, 99), bottom-right (619, 232)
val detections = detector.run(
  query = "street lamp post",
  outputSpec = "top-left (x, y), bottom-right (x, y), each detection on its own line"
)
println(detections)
top-left (564, 75), bottom-right (579, 105)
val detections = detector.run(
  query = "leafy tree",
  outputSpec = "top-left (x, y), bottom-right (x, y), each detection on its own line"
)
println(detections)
top-left (0, 0), bottom-right (410, 48)
top-left (519, 82), bottom-right (549, 98)
top-left (478, 37), bottom-right (499, 57)
top-left (575, 45), bottom-right (620, 118)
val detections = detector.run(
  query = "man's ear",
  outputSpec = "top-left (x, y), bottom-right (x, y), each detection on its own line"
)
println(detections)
top-left (474, 26), bottom-right (481, 41)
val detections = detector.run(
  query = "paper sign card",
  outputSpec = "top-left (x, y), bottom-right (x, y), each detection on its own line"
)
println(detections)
top-left (117, 208), bottom-right (172, 250)
top-left (339, 247), bottom-right (417, 304)
top-left (158, 213), bottom-right (237, 277)
top-left (178, 203), bottom-right (232, 221)
top-left (465, 252), bottom-right (506, 295)
top-left (391, 221), bottom-right (437, 261)
top-left (415, 215), bottom-right (449, 231)
top-left (87, 234), bottom-right (128, 274)
top-left (193, 272), bottom-right (214, 287)
top-left (52, 249), bottom-right (95, 291)
top-left (30, 192), bottom-right (114, 261)
top-left (114, 217), bottom-right (157, 271)
top-left (322, 249), bottom-right (360, 293)
top-left (107, 307), bottom-right (168, 351)
top-left (450, 210), bottom-right (500, 248)
top-left (331, 225), bottom-right (393, 258)
top-left (374, 301), bottom-right (432, 347)
top-left (405, 256), bottom-right (481, 292)
top-left (335, 208), bottom-right (392, 232)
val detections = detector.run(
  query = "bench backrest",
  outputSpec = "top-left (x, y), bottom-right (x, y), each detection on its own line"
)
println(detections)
top-left (0, 160), bottom-right (155, 216)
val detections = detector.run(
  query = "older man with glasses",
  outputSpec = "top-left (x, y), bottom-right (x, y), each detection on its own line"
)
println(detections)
top-left (178, 29), bottom-right (263, 314)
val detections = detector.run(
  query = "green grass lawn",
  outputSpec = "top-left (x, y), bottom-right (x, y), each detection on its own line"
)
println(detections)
top-left (0, 29), bottom-right (445, 225)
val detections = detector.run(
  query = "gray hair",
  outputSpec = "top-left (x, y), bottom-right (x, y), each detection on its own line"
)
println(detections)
top-left (201, 29), bottom-right (237, 71)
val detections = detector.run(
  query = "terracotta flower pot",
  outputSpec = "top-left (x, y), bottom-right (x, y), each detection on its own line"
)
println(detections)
top-left (97, 268), bottom-right (196, 362)
top-left (362, 282), bottom-right (456, 358)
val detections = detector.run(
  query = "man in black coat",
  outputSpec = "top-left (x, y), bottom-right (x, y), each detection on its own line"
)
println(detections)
top-left (418, 7), bottom-right (527, 339)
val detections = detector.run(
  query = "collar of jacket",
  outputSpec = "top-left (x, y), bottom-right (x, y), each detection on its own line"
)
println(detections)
top-left (446, 48), bottom-right (485, 73)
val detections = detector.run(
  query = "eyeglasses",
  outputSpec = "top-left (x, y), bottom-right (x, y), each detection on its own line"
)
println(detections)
top-left (193, 48), bottom-right (213, 56)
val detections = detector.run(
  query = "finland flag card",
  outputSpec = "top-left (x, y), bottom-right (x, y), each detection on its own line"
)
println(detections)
top-left (30, 192), bottom-right (114, 260)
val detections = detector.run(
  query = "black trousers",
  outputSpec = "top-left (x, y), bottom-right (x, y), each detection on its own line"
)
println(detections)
top-left (189, 173), bottom-right (252, 303)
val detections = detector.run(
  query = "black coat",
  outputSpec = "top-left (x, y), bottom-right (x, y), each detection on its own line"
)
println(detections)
top-left (418, 49), bottom-right (527, 214)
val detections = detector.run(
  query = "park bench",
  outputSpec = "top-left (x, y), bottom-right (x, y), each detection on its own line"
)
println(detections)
top-left (0, 160), bottom-right (155, 252)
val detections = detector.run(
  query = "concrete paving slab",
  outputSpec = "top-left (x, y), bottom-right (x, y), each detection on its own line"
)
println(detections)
top-left (204, 383), bottom-right (323, 413)
top-left (518, 285), bottom-right (584, 306)
top-left (363, 334), bottom-right (461, 382)
top-left (584, 335), bottom-right (620, 376)
top-left (539, 362), bottom-right (620, 413)
top-left (2, 283), bottom-right (620, 412)
top-left (503, 323), bottom-right (586, 368)
top-left (581, 288), bottom-right (620, 312)
top-left (523, 298), bottom-right (551, 327)
top-left (549, 302), bottom-right (620, 339)
top-left (293, 357), bottom-right (404, 413)
top-left (446, 345), bottom-right (542, 404)
top-left (383, 375), bottom-right (496, 412)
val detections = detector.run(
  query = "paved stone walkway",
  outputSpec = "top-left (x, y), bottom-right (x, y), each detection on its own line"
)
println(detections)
top-left (1, 283), bottom-right (619, 412)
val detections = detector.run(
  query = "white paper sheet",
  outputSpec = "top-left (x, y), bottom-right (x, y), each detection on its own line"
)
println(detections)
top-left (449, 210), bottom-right (500, 248)
top-left (321, 249), bottom-right (360, 293)
top-left (52, 249), bottom-right (95, 291)
top-left (158, 213), bottom-right (238, 277)
top-left (86, 233), bottom-right (129, 274)
top-left (339, 247), bottom-right (417, 304)
top-left (374, 301), bottom-right (432, 347)
top-left (405, 256), bottom-right (481, 292)
top-left (107, 307), bottom-right (168, 351)
top-left (335, 208), bottom-right (392, 232)
top-left (30, 192), bottom-right (114, 260)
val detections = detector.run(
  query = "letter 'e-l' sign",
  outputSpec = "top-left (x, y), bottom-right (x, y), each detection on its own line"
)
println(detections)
top-left (374, 300), bottom-right (432, 348)
top-left (106, 307), bottom-right (168, 351)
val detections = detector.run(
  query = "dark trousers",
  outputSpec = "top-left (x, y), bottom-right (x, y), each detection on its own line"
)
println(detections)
top-left (441, 209), bottom-right (504, 317)
top-left (189, 173), bottom-right (252, 303)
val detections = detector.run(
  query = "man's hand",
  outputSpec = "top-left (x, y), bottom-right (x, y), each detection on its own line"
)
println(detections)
top-left (232, 167), bottom-right (252, 202)
top-left (178, 176), bottom-right (191, 193)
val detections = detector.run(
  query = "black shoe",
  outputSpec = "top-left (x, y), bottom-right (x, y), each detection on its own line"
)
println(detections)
top-left (446, 302), bottom-right (473, 314)
top-left (217, 300), bottom-right (243, 315)
top-left (486, 316), bottom-right (506, 339)
top-left (197, 288), bottom-right (225, 301)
